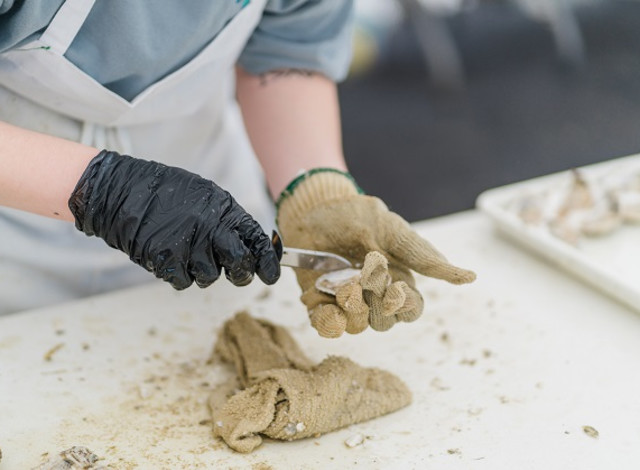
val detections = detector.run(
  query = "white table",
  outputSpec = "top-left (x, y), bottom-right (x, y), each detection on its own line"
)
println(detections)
top-left (1, 211), bottom-right (639, 469)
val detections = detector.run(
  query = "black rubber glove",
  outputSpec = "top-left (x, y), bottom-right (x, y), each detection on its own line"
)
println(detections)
top-left (68, 150), bottom-right (280, 289)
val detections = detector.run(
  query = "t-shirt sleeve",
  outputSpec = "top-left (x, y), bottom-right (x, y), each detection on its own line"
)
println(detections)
top-left (238, 0), bottom-right (354, 81)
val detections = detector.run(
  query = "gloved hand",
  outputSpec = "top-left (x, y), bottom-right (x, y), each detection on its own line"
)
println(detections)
top-left (68, 150), bottom-right (280, 289)
top-left (277, 169), bottom-right (476, 338)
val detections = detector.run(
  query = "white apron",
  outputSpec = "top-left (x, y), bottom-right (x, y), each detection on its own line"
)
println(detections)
top-left (0, 0), bottom-right (273, 315)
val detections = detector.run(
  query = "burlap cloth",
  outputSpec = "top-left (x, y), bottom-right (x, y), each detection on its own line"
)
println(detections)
top-left (208, 312), bottom-right (412, 453)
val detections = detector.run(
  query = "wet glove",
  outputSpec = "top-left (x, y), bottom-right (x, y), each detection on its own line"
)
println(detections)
top-left (68, 150), bottom-right (280, 289)
top-left (276, 169), bottom-right (476, 338)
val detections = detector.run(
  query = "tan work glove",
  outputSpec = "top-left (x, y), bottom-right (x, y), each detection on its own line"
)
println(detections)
top-left (277, 169), bottom-right (476, 338)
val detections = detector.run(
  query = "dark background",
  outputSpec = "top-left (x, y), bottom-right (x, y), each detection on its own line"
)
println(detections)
top-left (339, 1), bottom-right (640, 222)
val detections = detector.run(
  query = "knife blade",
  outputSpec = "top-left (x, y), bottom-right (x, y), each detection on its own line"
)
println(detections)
top-left (271, 231), bottom-right (353, 272)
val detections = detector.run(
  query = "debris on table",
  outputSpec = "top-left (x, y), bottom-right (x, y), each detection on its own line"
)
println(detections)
top-left (32, 446), bottom-right (111, 469)
top-left (582, 425), bottom-right (599, 439)
top-left (344, 433), bottom-right (366, 448)
top-left (43, 343), bottom-right (65, 362)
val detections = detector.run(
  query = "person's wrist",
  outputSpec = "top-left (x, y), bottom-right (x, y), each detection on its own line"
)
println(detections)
top-left (276, 168), bottom-right (363, 230)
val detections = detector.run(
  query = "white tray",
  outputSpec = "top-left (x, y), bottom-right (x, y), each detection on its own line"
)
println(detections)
top-left (476, 154), bottom-right (640, 313)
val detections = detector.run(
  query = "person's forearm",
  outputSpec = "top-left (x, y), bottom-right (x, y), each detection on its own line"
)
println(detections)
top-left (235, 67), bottom-right (348, 200)
top-left (0, 120), bottom-right (98, 221)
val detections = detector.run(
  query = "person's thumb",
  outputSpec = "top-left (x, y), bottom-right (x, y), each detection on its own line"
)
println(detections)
top-left (381, 211), bottom-right (476, 285)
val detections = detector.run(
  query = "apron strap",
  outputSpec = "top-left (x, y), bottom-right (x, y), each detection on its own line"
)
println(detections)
top-left (39, 0), bottom-right (97, 55)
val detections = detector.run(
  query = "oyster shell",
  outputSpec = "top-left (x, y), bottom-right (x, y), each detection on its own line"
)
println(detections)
top-left (512, 165), bottom-right (640, 244)
top-left (315, 268), bottom-right (361, 295)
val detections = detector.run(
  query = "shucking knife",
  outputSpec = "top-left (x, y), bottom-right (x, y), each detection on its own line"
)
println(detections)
top-left (271, 231), bottom-right (353, 272)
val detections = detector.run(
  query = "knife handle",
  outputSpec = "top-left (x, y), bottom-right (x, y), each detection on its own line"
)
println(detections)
top-left (271, 230), bottom-right (284, 261)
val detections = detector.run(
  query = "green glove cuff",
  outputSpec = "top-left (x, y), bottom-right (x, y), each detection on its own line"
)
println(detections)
top-left (275, 168), bottom-right (364, 229)
top-left (275, 168), bottom-right (364, 211)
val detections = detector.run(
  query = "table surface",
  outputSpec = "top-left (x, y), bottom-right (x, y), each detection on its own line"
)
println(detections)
top-left (1, 211), bottom-right (639, 470)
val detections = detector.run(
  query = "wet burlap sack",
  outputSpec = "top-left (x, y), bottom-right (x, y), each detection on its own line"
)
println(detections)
top-left (209, 312), bottom-right (412, 453)
top-left (277, 169), bottom-right (476, 338)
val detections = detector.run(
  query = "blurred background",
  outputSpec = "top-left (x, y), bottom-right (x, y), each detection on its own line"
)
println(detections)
top-left (339, 0), bottom-right (640, 222)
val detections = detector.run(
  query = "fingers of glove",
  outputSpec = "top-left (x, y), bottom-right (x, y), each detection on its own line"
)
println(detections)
top-left (394, 283), bottom-right (424, 323)
top-left (335, 281), bottom-right (369, 335)
top-left (255, 252), bottom-right (281, 285)
top-left (309, 304), bottom-right (347, 338)
top-left (226, 268), bottom-right (254, 287)
top-left (359, 251), bottom-right (405, 327)
top-left (381, 281), bottom-right (407, 317)
top-left (189, 258), bottom-right (221, 288)
top-left (150, 249), bottom-right (193, 290)
top-left (300, 286), bottom-right (335, 311)
top-left (360, 251), bottom-right (391, 297)
top-left (345, 312), bottom-right (369, 335)
top-left (382, 212), bottom-right (476, 285)
top-left (213, 232), bottom-right (256, 287)
top-left (358, 251), bottom-right (423, 329)
top-left (301, 278), bottom-right (368, 336)
top-left (234, 214), bottom-right (280, 285)
top-left (364, 290), bottom-right (398, 332)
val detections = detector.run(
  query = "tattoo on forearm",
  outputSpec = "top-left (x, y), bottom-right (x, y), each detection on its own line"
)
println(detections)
top-left (259, 69), bottom-right (317, 86)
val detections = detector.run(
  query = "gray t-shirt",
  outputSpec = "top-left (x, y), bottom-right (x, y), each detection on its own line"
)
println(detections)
top-left (0, 0), bottom-right (353, 101)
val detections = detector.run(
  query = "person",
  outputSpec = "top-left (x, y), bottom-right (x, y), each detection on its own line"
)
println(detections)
top-left (0, 0), bottom-right (475, 335)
